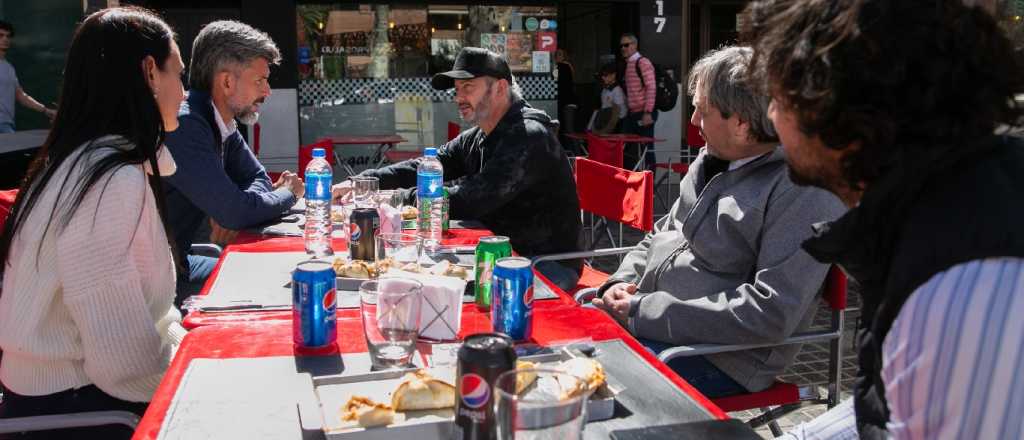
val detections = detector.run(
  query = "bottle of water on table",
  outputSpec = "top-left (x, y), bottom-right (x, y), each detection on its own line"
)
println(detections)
top-left (417, 147), bottom-right (444, 253)
top-left (304, 147), bottom-right (333, 257)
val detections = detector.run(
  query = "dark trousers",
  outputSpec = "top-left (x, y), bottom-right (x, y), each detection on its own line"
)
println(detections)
top-left (174, 254), bottom-right (218, 309)
top-left (0, 385), bottom-right (147, 439)
top-left (621, 111), bottom-right (659, 170)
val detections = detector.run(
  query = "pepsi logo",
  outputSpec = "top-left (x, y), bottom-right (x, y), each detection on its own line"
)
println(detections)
top-left (523, 286), bottom-right (534, 306)
top-left (322, 288), bottom-right (336, 311)
top-left (349, 223), bottom-right (362, 241)
top-left (459, 373), bottom-right (490, 409)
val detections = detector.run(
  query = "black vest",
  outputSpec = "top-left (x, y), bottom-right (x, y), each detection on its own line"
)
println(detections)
top-left (802, 135), bottom-right (1024, 438)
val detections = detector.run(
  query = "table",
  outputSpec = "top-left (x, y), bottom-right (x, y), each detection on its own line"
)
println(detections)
top-left (183, 228), bottom-right (504, 329)
top-left (325, 134), bottom-right (408, 176)
top-left (133, 306), bottom-right (727, 440)
top-left (0, 129), bottom-right (48, 155)
top-left (565, 132), bottom-right (667, 171)
top-left (0, 129), bottom-right (48, 188)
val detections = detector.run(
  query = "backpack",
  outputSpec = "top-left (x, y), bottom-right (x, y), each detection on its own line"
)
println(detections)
top-left (627, 57), bottom-right (679, 112)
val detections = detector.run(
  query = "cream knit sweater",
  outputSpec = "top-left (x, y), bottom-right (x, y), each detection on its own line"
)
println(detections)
top-left (0, 136), bottom-right (187, 402)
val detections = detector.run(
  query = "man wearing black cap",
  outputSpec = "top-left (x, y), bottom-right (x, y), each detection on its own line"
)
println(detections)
top-left (332, 47), bottom-right (583, 290)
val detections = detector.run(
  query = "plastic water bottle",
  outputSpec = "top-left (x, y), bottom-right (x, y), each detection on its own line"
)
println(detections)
top-left (417, 147), bottom-right (444, 253)
top-left (304, 148), bottom-right (333, 257)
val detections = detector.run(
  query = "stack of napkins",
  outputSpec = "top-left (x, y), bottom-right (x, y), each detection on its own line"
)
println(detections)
top-left (381, 270), bottom-right (466, 340)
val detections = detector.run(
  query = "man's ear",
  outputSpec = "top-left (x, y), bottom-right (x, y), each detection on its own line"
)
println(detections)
top-left (216, 71), bottom-right (234, 95)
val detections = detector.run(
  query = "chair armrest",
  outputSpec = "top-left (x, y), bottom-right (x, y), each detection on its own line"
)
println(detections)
top-left (530, 247), bottom-right (635, 265)
top-left (573, 287), bottom-right (600, 304)
top-left (657, 329), bottom-right (843, 362)
top-left (190, 243), bottom-right (223, 258)
top-left (0, 411), bottom-right (140, 434)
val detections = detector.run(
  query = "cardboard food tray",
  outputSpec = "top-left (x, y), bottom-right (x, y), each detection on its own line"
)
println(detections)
top-left (308, 346), bottom-right (621, 440)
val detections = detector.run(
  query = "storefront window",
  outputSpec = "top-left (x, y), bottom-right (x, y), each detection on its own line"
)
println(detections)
top-left (297, 3), bottom-right (558, 173)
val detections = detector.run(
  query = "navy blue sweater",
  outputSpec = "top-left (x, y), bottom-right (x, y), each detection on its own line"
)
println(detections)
top-left (163, 90), bottom-right (295, 269)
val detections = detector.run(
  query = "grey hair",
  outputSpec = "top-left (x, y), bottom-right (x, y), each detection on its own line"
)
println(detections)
top-left (687, 46), bottom-right (777, 143)
top-left (189, 20), bottom-right (281, 92)
top-left (621, 33), bottom-right (638, 45)
top-left (508, 75), bottom-right (523, 103)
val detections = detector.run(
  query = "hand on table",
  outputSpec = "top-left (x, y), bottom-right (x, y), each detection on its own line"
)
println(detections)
top-left (278, 172), bottom-right (305, 198)
top-left (331, 180), bottom-right (354, 204)
top-left (591, 282), bottom-right (637, 325)
top-left (208, 218), bottom-right (239, 247)
top-left (43, 108), bottom-right (57, 123)
top-left (273, 170), bottom-right (296, 189)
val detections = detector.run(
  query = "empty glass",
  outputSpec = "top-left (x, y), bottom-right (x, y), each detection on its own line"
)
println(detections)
top-left (377, 233), bottom-right (422, 268)
top-left (359, 278), bottom-right (423, 369)
top-left (376, 190), bottom-right (403, 234)
top-left (494, 368), bottom-right (588, 440)
top-left (350, 176), bottom-right (379, 208)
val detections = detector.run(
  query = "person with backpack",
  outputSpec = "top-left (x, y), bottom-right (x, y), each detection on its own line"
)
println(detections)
top-left (619, 33), bottom-right (657, 170)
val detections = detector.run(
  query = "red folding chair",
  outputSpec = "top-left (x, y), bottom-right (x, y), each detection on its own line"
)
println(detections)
top-left (298, 138), bottom-right (336, 176)
top-left (0, 189), bottom-right (16, 231)
top-left (584, 134), bottom-right (626, 169)
top-left (657, 266), bottom-right (848, 436)
top-left (447, 121), bottom-right (461, 142)
top-left (532, 157), bottom-right (655, 299)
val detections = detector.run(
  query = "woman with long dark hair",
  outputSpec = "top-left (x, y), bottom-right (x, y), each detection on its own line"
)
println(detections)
top-left (0, 7), bottom-right (186, 438)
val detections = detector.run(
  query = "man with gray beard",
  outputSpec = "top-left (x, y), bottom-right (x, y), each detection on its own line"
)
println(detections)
top-left (163, 21), bottom-right (304, 304)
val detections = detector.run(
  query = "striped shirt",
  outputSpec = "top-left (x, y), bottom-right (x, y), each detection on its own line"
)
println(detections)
top-left (624, 52), bottom-right (656, 114)
top-left (783, 257), bottom-right (1024, 439)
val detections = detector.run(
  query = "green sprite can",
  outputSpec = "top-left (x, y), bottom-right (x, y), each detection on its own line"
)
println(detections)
top-left (442, 188), bottom-right (450, 232)
top-left (474, 236), bottom-right (513, 310)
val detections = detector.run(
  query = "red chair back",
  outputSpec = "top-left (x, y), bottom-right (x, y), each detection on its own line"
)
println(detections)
top-left (447, 122), bottom-right (460, 142)
top-left (585, 134), bottom-right (625, 169)
top-left (0, 189), bottom-right (17, 231)
top-left (686, 121), bottom-right (705, 147)
top-left (574, 157), bottom-right (654, 232)
top-left (823, 266), bottom-right (848, 311)
top-left (298, 139), bottom-right (336, 174)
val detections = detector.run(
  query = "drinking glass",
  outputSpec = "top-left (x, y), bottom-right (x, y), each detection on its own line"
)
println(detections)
top-left (376, 233), bottom-right (422, 268)
top-left (359, 278), bottom-right (422, 369)
top-left (350, 176), bottom-right (379, 208)
top-left (376, 190), bottom-right (403, 234)
top-left (494, 368), bottom-right (588, 440)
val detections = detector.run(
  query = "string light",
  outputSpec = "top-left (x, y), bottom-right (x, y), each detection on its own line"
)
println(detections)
top-left (457, 22), bottom-right (462, 30)
top-left (389, 21), bottom-right (395, 29)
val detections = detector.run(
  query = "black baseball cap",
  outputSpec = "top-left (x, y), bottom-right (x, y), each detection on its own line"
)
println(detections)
top-left (431, 47), bottom-right (513, 90)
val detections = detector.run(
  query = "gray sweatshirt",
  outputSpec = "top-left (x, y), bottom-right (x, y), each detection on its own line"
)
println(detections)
top-left (601, 146), bottom-right (847, 392)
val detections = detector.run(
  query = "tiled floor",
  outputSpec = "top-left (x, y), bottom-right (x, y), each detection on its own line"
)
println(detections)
top-left (591, 189), bottom-right (860, 438)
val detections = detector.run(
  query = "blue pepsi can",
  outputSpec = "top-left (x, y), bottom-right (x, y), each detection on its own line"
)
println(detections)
top-left (490, 256), bottom-right (534, 341)
top-left (292, 260), bottom-right (337, 348)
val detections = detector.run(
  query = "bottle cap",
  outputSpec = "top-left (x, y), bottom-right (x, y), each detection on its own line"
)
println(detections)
top-left (424, 147), bottom-right (438, 157)
top-left (312, 148), bottom-right (326, 158)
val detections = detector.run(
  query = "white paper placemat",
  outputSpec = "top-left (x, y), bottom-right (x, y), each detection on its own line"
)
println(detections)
top-left (202, 251), bottom-right (313, 310)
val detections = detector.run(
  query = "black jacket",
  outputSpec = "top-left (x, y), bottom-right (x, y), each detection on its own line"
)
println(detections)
top-left (802, 135), bottom-right (1024, 439)
top-left (362, 99), bottom-right (583, 268)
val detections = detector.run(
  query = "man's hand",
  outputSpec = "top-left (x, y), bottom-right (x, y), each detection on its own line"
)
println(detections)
top-left (280, 173), bottom-right (304, 198)
top-left (591, 282), bottom-right (637, 324)
top-left (641, 113), bottom-right (654, 127)
top-left (273, 170), bottom-right (297, 189)
top-left (208, 218), bottom-right (239, 247)
top-left (43, 108), bottom-right (56, 123)
top-left (331, 180), bottom-right (354, 204)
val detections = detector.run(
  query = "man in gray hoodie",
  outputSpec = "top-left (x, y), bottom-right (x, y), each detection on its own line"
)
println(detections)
top-left (593, 46), bottom-right (846, 397)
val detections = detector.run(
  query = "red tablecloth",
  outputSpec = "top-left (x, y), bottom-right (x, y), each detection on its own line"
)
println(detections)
top-left (182, 228), bottom-right (545, 329)
top-left (133, 304), bottom-right (727, 440)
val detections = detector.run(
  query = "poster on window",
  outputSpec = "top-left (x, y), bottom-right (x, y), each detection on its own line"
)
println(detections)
top-left (532, 51), bottom-right (550, 73)
top-left (505, 32), bottom-right (534, 72)
top-left (480, 33), bottom-right (508, 58)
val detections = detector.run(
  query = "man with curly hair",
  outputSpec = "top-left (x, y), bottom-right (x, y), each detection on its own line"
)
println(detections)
top-left (744, 0), bottom-right (1024, 438)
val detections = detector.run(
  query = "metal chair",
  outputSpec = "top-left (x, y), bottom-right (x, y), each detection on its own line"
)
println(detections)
top-left (532, 157), bottom-right (655, 299)
top-left (657, 266), bottom-right (848, 436)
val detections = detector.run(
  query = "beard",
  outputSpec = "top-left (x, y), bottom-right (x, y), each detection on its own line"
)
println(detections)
top-left (459, 85), bottom-right (494, 125)
top-left (230, 96), bottom-right (264, 126)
